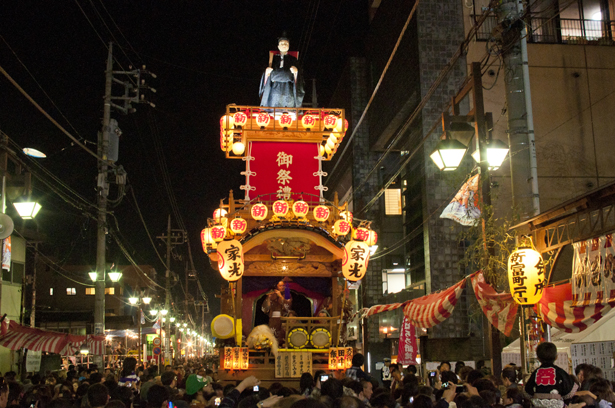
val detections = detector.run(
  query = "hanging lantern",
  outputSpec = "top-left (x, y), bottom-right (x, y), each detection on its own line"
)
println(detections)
top-left (220, 115), bottom-right (235, 131)
top-left (333, 219), bottom-right (351, 236)
top-left (224, 347), bottom-right (233, 369)
top-left (232, 142), bottom-right (245, 155)
top-left (507, 247), bottom-right (545, 305)
top-left (251, 203), bottom-right (268, 221)
top-left (278, 112), bottom-right (293, 129)
top-left (210, 225), bottom-right (227, 242)
top-left (326, 134), bottom-right (337, 149)
top-left (342, 240), bottom-right (370, 281)
top-left (292, 200), bottom-right (309, 218)
top-left (201, 228), bottom-right (214, 251)
top-left (323, 114), bottom-right (338, 130)
top-left (301, 114), bottom-right (316, 130)
top-left (256, 112), bottom-right (271, 128)
top-left (334, 118), bottom-right (344, 133)
top-left (229, 217), bottom-right (248, 235)
top-left (340, 210), bottom-right (353, 224)
top-left (240, 347), bottom-right (249, 370)
top-left (324, 144), bottom-right (333, 155)
top-left (217, 239), bottom-right (244, 281)
top-left (220, 133), bottom-right (228, 152)
top-left (313, 205), bottom-right (330, 222)
top-left (328, 348), bottom-right (338, 370)
top-left (354, 227), bottom-right (370, 242)
top-left (366, 229), bottom-right (378, 246)
top-left (272, 200), bottom-right (290, 217)
top-left (213, 208), bottom-right (228, 222)
top-left (345, 347), bottom-right (353, 369)
top-left (233, 111), bottom-right (248, 128)
top-left (318, 145), bottom-right (325, 157)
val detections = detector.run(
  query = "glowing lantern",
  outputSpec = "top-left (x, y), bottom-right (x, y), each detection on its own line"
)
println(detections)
top-left (232, 142), bottom-right (245, 155)
top-left (278, 112), bottom-right (293, 129)
top-left (229, 217), bottom-right (248, 235)
top-left (366, 230), bottom-right (378, 246)
top-left (342, 240), bottom-right (370, 281)
top-left (323, 114), bottom-right (338, 129)
top-left (251, 203), bottom-right (268, 221)
top-left (292, 201), bottom-right (309, 218)
top-left (217, 239), bottom-right (244, 281)
top-left (272, 200), bottom-right (290, 217)
top-left (201, 228), bottom-right (214, 251)
top-left (240, 347), bottom-right (249, 370)
top-left (340, 210), bottom-right (353, 224)
top-left (301, 114), bottom-right (316, 130)
top-left (233, 111), bottom-right (248, 128)
top-left (220, 115), bottom-right (235, 131)
top-left (324, 144), bottom-right (333, 155)
top-left (224, 347), bottom-right (233, 369)
top-left (318, 145), bottom-right (325, 157)
top-left (345, 347), bottom-right (353, 369)
top-left (507, 247), bottom-right (545, 305)
top-left (334, 219), bottom-right (351, 236)
top-left (256, 112), bottom-right (271, 128)
top-left (213, 208), bottom-right (228, 222)
top-left (328, 348), bottom-right (337, 370)
top-left (220, 133), bottom-right (228, 152)
top-left (334, 118), bottom-right (344, 133)
top-left (233, 346), bottom-right (240, 369)
top-left (210, 225), bottom-right (227, 242)
top-left (326, 134), bottom-right (337, 149)
top-left (313, 205), bottom-right (330, 222)
top-left (354, 227), bottom-right (370, 242)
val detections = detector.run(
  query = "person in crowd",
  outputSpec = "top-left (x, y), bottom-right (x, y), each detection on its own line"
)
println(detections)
top-left (87, 384), bottom-right (109, 408)
top-left (525, 342), bottom-right (574, 408)
top-left (185, 373), bottom-right (214, 407)
top-left (345, 354), bottom-right (370, 382)
top-left (146, 385), bottom-right (170, 408)
top-left (390, 364), bottom-right (405, 394)
top-left (299, 373), bottom-right (314, 397)
top-left (381, 359), bottom-right (392, 390)
top-left (501, 367), bottom-right (517, 390)
top-left (118, 358), bottom-right (139, 388)
top-left (439, 363), bottom-right (452, 373)
top-left (0, 379), bottom-right (8, 408)
top-left (589, 379), bottom-right (615, 408)
top-left (502, 388), bottom-right (529, 408)
top-left (466, 370), bottom-right (484, 386)
top-left (359, 380), bottom-right (373, 407)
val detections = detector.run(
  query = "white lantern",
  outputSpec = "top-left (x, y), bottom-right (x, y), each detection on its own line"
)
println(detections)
top-left (313, 205), bottom-right (330, 222)
top-left (272, 200), bottom-right (290, 217)
top-left (292, 201), bottom-right (309, 218)
top-left (210, 225), bottom-right (227, 242)
top-left (217, 240), bottom-right (244, 281)
top-left (278, 112), bottom-right (293, 129)
top-left (232, 142), bottom-right (245, 155)
top-left (201, 228), bottom-right (214, 251)
top-left (319, 145), bottom-right (325, 157)
top-left (213, 208), bottom-right (228, 222)
top-left (251, 203), bottom-right (268, 221)
top-left (229, 217), bottom-right (248, 235)
top-left (323, 114), bottom-right (338, 129)
top-left (233, 111), bottom-right (248, 128)
top-left (342, 240), bottom-right (370, 281)
top-left (507, 247), bottom-right (545, 305)
top-left (340, 210), bottom-right (353, 224)
top-left (301, 114), bottom-right (316, 130)
top-left (366, 230), bottom-right (378, 246)
top-left (256, 112), bottom-right (271, 128)
top-left (334, 219), bottom-right (351, 236)
top-left (220, 115), bottom-right (235, 131)
top-left (326, 134), bottom-right (337, 149)
top-left (354, 227), bottom-right (370, 242)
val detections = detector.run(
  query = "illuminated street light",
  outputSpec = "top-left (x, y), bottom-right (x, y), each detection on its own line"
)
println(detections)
top-left (142, 296), bottom-right (152, 304)
top-left (471, 139), bottom-right (510, 170)
top-left (128, 297), bottom-right (139, 305)
top-left (160, 309), bottom-right (168, 316)
top-left (150, 309), bottom-right (158, 316)
top-left (79, 343), bottom-right (89, 355)
top-left (430, 138), bottom-right (467, 171)
top-left (13, 198), bottom-right (42, 219)
top-left (108, 271), bottom-right (122, 282)
top-left (89, 272), bottom-right (98, 282)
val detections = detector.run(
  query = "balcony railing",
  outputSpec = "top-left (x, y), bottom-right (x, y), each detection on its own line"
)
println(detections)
top-left (473, 15), bottom-right (615, 45)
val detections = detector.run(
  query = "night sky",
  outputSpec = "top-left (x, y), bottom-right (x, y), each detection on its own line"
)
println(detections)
top-left (0, 1), bottom-right (368, 318)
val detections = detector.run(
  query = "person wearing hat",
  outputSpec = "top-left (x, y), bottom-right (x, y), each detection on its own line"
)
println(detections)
top-left (259, 34), bottom-right (305, 108)
top-left (185, 374), bottom-right (213, 408)
top-left (381, 358), bottom-right (392, 389)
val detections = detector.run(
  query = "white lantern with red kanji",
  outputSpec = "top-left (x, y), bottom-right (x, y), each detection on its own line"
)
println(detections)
top-left (201, 228), bottom-right (214, 251)
top-left (340, 210), bottom-right (353, 224)
top-left (256, 112), bottom-right (271, 128)
top-left (210, 225), bottom-right (227, 242)
top-left (233, 111), bottom-right (248, 128)
top-left (220, 115), bottom-right (235, 131)
top-left (217, 239), bottom-right (244, 281)
top-left (334, 219), bottom-right (351, 236)
top-left (251, 203), bottom-right (268, 221)
top-left (342, 240), bottom-right (370, 281)
top-left (313, 205), bottom-right (330, 222)
top-left (354, 227), bottom-right (370, 242)
top-left (507, 247), bottom-right (545, 305)
top-left (278, 112), bottom-right (293, 129)
top-left (272, 200), bottom-right (290, 217)
top-left (292, 200), bottom-right (309, 219)
top-left (301, 114), bottom-right (316, 130)
top-left (323, 114), bottom-right (338, 130)
top-left (366, 229), bottom-right (378, 246)
top-left (213, 208), bottom-right (228, 222)
top-left (230, 217), bottom-right (248, 235)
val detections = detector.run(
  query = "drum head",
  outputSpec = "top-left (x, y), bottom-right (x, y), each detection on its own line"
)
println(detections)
top-left (288, 328), bottom-right (309, 348)
top-left (211, 314), bottom-right (235, 339)
top-left (310, 328), bottom-right (331, 348)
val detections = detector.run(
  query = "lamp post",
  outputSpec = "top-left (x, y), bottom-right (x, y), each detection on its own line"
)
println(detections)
top-left (89, 269), bottom-right (122, 366)
top-left (128, 294), bottom-right (152, 364)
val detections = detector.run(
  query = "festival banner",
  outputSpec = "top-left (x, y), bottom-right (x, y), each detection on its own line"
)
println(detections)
top-left (2, 236), bottom-right (11, 270)
top-left (471, 271), bottom-right (518, 336)
top-left (440, 174), bottom-right (481, 226)
top-left (572, 234), bottom-right (615, 306)
top-left (397, 316), bottom-right (418, 365)
top-left (246, 142), bottom-right (323, 202)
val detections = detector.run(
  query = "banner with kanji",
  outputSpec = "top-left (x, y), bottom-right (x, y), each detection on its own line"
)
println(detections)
top-left (245, 142), bottom-right (323, 202)
top-left (572, 234), bottom-right (615, 306)
top-left (440, 174), bottom-right (481, 226)
top-left (397, 317), bottom-right (418, 365)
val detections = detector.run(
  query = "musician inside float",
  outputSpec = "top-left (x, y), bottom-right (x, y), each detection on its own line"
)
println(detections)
top-left (262, 279), bottom-right (294, 344)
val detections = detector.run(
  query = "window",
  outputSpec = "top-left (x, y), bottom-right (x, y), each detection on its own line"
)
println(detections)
top-left (85, 288), bottom-right (95, 295)
top-left (384, 189), bottom-right (402, 215)
top-left (105, 287), bottom-right (115, 295)
top-left (66, 288), bottom-right (76, 295)
top-left (382, 269), bottom-right (407, 294)
top-left (49, 288), bottom-right (53, 296)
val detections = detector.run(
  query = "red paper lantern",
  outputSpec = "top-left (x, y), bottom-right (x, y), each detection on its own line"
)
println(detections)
top-left (256, 112), bottom-right (271, 128)
top-left (229, 217), bottom-right (248, 235)
top-left (366, 230), bottom-right (378, 246)
top-left (334, 220), bottom-right (351, 236)
top-left (272, 200), bottom-right (290, 217)
top-left (210, 225), bottom-right (227, 242)
top-left (233, 111), bottom-right (248, 127)
top-left (251, 203), bottom-right (268, 221)
top-left (323, 114), bottom-right (338, 129)
top-left (313, 205), bottom-right (330, 222)
top-left (278, 112), bottom-right (293, 129)
top-left (301, 114), bottom-right (316, 130)
top-left (292, 201), bottom-right (309, 218)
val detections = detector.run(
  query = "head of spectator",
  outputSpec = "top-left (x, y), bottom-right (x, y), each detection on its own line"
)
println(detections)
top-left (321, 378), bottom-right (343, 400)
top-left (146, 385), bottom-right (170, 408)
top-left (501, 367), bottom-right (517, 388)
top-left (90, 373), bottom-right (104, 384)
top-left (403, 374), bottom-right (419, 387)
top-left (351, 354), bottom-right (364, 368)
top-left (87, 383), bottom-right (109, 408)
top-left (334, 396), bottom-right (362, 408)
top-left (121, 358), bottom-right (138, 378)
top-left (110, 386), bottom-right (134, 408)
top-left (474, 379), bottom-right (497, 394)
top-left (459, 396), bottom-right (490, 408)
top-left (503, 388), bottom-right (529, 408)
top-left (289, 399), bottom-right (327, 408)
top-left (360, 380), bottom-right (373, 402)
top-left (160, 372), bottom-right (177, 389)
top-left (440, 362), bottom-right (451, 373)
top-left (466, 370), bottom-right (484, 386)
top-left (407, 365), bottom-right (418, 376)
top-left (300, 373), bottom-right (314, 395)
top-left (589, 378), bottom-right (615, 404)
top-left (455, 362), bottom-right (466, 375)
top-left (417, 386), bottom-right (433, 397)
top-left (459, 366), bottom-right (473, 383)
top-left (185, 374), bottom-right (212, 399)
top-left (441, 371), bottom-right (458, 385)
top-left (479, 390), bottom-right (498, 406)
top-left (390, 364), bottom-right (402, 381)
top-left (536, 342), bottom-right (557, 365)
top-left (371, 393), bottom-right (397, 408)
top-left (6, 382), bottom-right (21, 407)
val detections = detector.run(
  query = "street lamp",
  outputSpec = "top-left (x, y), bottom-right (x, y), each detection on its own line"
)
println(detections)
top-left (149, 309), bottom-right (158, 316)
top-left (108, 271), bottom-right (122, 282)
top-left (471, 139), bottom-right (510, 170)
top-left (430, 137), bottom-right (468, 171)
top-left (13, 197), bottom-right (42, 219)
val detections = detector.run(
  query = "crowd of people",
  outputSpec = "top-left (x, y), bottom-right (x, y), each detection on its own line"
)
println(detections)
top-left (0, 342), bottom-right (613, 408)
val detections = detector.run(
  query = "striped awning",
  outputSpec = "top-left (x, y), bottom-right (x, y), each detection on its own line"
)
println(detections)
top-left (0, 321), bottom-right (105, 355)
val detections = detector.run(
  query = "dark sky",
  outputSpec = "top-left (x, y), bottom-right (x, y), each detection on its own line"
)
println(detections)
top-left (0, 1), bottom-right (368, 318)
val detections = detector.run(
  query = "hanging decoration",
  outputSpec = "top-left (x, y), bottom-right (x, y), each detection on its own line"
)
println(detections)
top-left (342, 240), bottom-right (370, 281)
top-left (301, 114), bottom-right (316, 130)
top-left (340, 210), bottom-right (353, 224)
top-left (354, 227), bottom-right (370, 242)
top-left (313, 205), bottom-right (330, 222)
top-left (508, 246), bottom-right (545, 305)
top-left (366, 230), bottom-right (378, 246)
top-left (292, 200), bottom-right (309, 218)
top-left (251, 203), bottom-right (268, 221)
top-left (233, 111), bottom-right (248, 128)
top-left (333, 219), bottom-right (351, 236)
top-left (272, 200), bottom-right (290, 217)
top-left (201, 228), bottom-right (214, 251)
top-left (278, 112), bottom-right (293, 129)
top-left (217, 239), bottom-right (244, 281)
top-left (210, 225), bottom-right (227, 242)
top-left (229, 217), bottom-right (248, 235)
top-left (323, 114), bottom-right (338, 130)
top-left (256, 112), bottom-right (271, 128)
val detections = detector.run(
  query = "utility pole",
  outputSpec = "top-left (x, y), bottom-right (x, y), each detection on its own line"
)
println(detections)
top-left (497, 0), bottom-right (540, 220)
